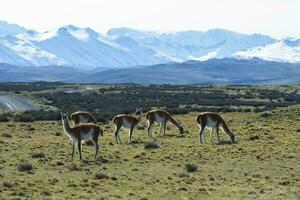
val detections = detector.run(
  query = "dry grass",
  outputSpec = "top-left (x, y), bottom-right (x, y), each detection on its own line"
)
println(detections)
top-left (0, 105), bottom-right (300, 199)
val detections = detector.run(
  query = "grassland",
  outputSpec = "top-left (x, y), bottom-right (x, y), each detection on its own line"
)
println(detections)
top-left (1, 103), bottom-right (299, 199)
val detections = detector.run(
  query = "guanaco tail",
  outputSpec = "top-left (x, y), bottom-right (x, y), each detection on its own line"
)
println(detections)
top-left (70, 111), bottom-right (103, 136)
top-left (146, 109), bottom-right (184, 138)
top-left (61, 113), bottom-right (103, 160)
top-left (112, 108), bottom-right (142, 144)
top-left (196, 112), bottom-right (235, 144)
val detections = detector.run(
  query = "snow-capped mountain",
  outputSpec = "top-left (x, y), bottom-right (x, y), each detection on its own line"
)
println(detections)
top-left (0, 25), bottom-right (170, 69)
top-left (0, 20), bottom-right (299, 69)
top-left (107, 28), bottom-right (276, 61)
top-left (235, 39), bottom-right (300, 63)
top-left (0, 20), bottom-right (27, 37)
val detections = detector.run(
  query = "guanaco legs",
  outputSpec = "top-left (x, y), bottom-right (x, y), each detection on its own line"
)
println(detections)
top-left (61, 113), bottom-right (103, 160)
top-left (146, 109), bottom-right (184, 138)
top-left (112, 108), bottom-right (142, 144)
top-left (196, 112), bottom-right (235, 144)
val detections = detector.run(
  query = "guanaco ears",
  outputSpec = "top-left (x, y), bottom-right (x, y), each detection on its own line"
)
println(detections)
top-left (135, 108), bottom-right (142, 115)
top-left (60, 112), bottom-right (67, 119)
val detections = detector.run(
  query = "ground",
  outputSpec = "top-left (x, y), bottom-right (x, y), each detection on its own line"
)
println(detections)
top-left (0, 105), bottom-right (300, 199)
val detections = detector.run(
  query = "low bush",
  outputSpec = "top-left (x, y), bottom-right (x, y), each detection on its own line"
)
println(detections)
top-left (185, 163), bottom-right (197, 172)
top-left (95, 172), bottom-right (109, 180)
top-left (17, 162), bottom-right (33, 172)
top-left (31, 151), bottom-right (46, 158)
top-left (144, 142), bottom-right (159, 149)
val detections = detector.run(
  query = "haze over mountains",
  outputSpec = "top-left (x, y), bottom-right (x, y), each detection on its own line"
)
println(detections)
top-left (0, 20), bottom-right (300, 84)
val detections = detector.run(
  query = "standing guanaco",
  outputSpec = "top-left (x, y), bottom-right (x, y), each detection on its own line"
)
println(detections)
top-left (61, 113), bottom-right (102, 160)
top-left (146, 109), bottom-right (184, 138)
top-left (196, 112), bottom-right (235, 144)
top-left (112, 108), bottom-right (142, 144)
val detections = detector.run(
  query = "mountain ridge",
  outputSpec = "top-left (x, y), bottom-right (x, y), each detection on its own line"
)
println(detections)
top-left (1, 20), bottom-right (299, 69)
top-left (1, 58), bottom-right (299, 84)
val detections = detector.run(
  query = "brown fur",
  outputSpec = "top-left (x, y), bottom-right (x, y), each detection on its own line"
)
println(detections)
top-left (112, 109), bottom-right (142, 144)
top-left (62, 114), bottom-right (102, 160)
top-left (146, 109), bottom-right (184, 138)
top-left (70, 111), bottom-right (97, 125)
top-left (196, 112), bottom-right (235, 143)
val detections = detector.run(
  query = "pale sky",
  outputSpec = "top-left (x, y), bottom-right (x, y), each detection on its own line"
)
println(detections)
top-left (1, 0), bottom-right (300, 38)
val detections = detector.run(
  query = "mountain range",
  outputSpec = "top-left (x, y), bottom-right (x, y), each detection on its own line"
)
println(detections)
top-left (0, 20), bottom-right (300, 84)
top-left (1, 58), bottom-right (300, 84)
top-left (1, 20), bottom-right (300, 70)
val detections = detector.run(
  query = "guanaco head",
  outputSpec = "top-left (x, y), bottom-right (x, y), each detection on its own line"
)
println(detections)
top-left (61, 112), bottom-right (69, 124)
top-left (178, 125), bottom-right (184, 135)
top-left (135, 108), bottom-right (142, 116)
top-left (230, 132), bottom-right (236, 143)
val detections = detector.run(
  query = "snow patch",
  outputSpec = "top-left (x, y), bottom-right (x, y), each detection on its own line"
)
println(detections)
top-left (18, 29), bottom-right (58, 42)
top-left (189, 49), bottom-right (220, 61)
top-left (1, 37), bottom-right (66, 65)
top-left (68, 29), bottom-right (90, 41)
top-left (235, 41), bottom-right (300, 63)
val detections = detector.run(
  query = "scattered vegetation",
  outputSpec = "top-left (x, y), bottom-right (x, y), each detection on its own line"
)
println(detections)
top-left (95, 172), bottom-right (109, 180)
top-left (31, 151), bottom-right (46, 158)
top-left (185, 163), bottom-right (198, 172)
top-left (144, 141), bottom-right (159, 149)
top-left (17, 161), bottom-right (33, 172)
top-left (1, 133), bottom-right (12, 138)
top-left (2, 181), bottom-right (13, 188)
top-left (0, 84), bottom-right (299, 199)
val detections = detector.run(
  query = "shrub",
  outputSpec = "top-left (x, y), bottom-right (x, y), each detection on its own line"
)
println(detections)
top-left (144, 142), bottom-right (159, 149)
top-left (3, 181), bottom-right (13, 188)
top-left (41, 189), bottom-right (52, 196)
top-left (31, 151), bottom-right (46, 158)
top-left (95, 172), bottom-right (109, 180)
top-left (12, 112), bottom-right (34, 122)
top-left (249, 135), bottom-right (259, 140)
top-left (17, 162), bottom-right (33, 172)
top-left (0, 114), bottom-right (10, 122)
top-left (185, 163), bottom-right (197, 172)
top-left (259, 111), bottom-right (272, 118)
top-left (1, 133), bottom-right (12, 138)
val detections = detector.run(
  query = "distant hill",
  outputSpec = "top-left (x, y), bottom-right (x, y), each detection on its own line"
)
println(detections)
top-left (1, 58), bottom-right (299, 84)
top-left (78, 58), bottom-right (300, 84)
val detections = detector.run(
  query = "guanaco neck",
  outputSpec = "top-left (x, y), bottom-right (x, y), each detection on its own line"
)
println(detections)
top-left (168, 115), bottom-right (182, 131)
top-left (62, 117), bottom-right (73, 136)
top-left (136, 113), bottom-right (142, 125)
top-left (220, 119), bottom-right (232, 135)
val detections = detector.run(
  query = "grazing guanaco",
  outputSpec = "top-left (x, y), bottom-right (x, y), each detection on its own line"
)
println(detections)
top-left (61, 113), bottom-right (103, 160)
top-left (112, 108), bottom-right (142, 144)
top-left (146, 109), bottom-right (184, 138)
top-left (196, 112), bottom-right (235, 144)
top-left (70, 111), bottom-right (97, 125)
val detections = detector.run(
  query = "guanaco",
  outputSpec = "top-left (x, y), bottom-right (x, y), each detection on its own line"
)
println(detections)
top-left (196, 112), bottom-right (235, 144)
top-left (112, 108), bottom-right (142, 144)
top-left (61, 113), bottom-right (103, 160)
top-left (146, 109), bottom-right (184, 138)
